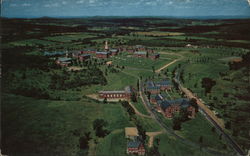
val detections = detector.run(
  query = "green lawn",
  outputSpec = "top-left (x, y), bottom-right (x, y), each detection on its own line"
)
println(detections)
top-left (112, 55), bottom-right (172, 70)
top-left (44, 33), bottom-right (96, 43)
top-left (178, 113), bottom-right (232, 153)
top-left (136, 116), bottom-right (162, 132)
top-left (2, 94), bottom-right (133, 155)
top-left (9, 39), bottom-right (56, 46)
top-left (132, 98), bottom-right (150, 116)
top-left (96, 130), bottom-right (127, 156)
top-left (154, 134), bottom-right (213, 156)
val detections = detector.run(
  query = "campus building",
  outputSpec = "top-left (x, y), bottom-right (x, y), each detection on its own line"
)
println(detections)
top-left (157, 99), bottom-right (196, 118)
top-left (125, 127), bottom-right (145, 156)
top-left (81, 49), bottom-right (96, 54)
top-left (146, 80), bottom-right (172, 94)
top-left (56, 57), bottom-right (72, 67)
top-left (98, 86), bottom-right (133, 99)
top-left (96, 51), bottom-right (110, 58)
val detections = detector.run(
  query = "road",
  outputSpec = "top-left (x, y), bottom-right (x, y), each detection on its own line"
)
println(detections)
top-left (155, 52), bottom-right (184, 73)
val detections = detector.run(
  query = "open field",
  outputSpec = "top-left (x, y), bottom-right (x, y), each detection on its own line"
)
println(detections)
top-left (96, 129), bottom-right (127, 156)
top-left (44, 33), bottom-right (96, 43)
top-left (154, 133), bottom-right (213, 156)
top-left (1, 94), bottom-right (133, 155)
top-left (178, 113), bottom-right (233, 153)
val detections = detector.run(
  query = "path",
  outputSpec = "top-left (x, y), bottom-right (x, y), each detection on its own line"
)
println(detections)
top-left (155, 52), bottom-right (184, 73)
top-left (146, 131), bottom-right (164, 148)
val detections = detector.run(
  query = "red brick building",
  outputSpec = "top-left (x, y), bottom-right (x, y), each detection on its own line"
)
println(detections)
top-left (127, 140), bottom-right (145, 156)
top-left (99, 86), bottom-right (133, 99)
top-left (96, 52), bottom-right (110, 59)
top-left (81, 49), bottom-right (96, 54)
top-left (158, 99), bottom-right (196, 118)
top-left (146, 80), bottom-right (172, 94)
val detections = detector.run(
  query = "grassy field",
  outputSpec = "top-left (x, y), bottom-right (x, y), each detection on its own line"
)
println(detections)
top-left (9, 39), bottom-right (57, 46)
top-left (44, 33), bottom-right (96, 43)
top-left (112, 55), bottom-right (172, 70)
top-left (132, 98), bottom-right (150, 116)
top-left (154, 134), bottom-right (213, 156)
top-left (134, 31), bottom-right (185, 36)
top-left (136, 116), bottom-right (162, 132)
top-left (177, 113), bottom-right (232, 153)
top-left (96, 129), bottom-right (127, 156)
top-left (2, 94), bottom-right (133, 155)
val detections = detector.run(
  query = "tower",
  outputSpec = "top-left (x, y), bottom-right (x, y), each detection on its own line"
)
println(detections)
top-left (105, 41), bottom-right (109, 51)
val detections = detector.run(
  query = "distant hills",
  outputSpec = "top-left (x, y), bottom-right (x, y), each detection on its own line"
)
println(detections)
top-left (2, 15), bottom-right (250, 20)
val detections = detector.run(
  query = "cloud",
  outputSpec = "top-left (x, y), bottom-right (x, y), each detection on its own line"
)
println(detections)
top-left (62, 1), bottom-right (67, 5)
top-left (76, 0), bottom-right (85, 4)
top-left (44, 3), bottom-right (60, 8)
top-left (10, 4), bottom-right (18, 7)
top-left (22, 3), bottom-right (31, 7)
top-left (248, 0), bottom-right (250, 5)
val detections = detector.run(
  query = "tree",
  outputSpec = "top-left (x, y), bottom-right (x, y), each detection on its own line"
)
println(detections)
top-left (152, 66), bottom-right (155, 73)
top-left (79, 132), bottom-right (91, 150)
top-left (93, 119), bottom-right (109, 138)
top-left (103, 97), bottom-right (107, 104)
top-left (190, 98), bottom-right (198, 112)
top-left (199, 136), bottom-right (203, 144)
top-left (201, 77), bottom-right (216, 95)
top-left (131, 92), bottom-right (137, 102)
top-left (173, 116), bottom-right (181, 130)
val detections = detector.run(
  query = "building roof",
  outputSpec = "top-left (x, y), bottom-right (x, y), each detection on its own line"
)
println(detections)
top-left (135, 45), bottom-right (145, 48)
top-left (58, 57), bottom-right (72, 62)
top-left (44, 51), bottom-right (65, 56)
top-left (155, 80), bottom-right (171, 86)
top-left (155, 94), bottom-right (164, 101)
top-left (160, 98), bottom-right (190, 110)
top-left (125, 127), bottom-right (139, 137)
top-left (134, 51), bottom-right (147, 55)
top-left (127, 139), bottom-right (142, 148)
top-left (79, 54), bottom-right (91, 57)
top-left (110, 49), bottom-right (118, 52)
top-left (146, 81), bottom-right (155, 87)
top-left (96, 51), bottom-right (109, 55)
top-left (82, 48), bottom-right (96, 51)
top-left (99, 90), bottom-right (126, 94)
top-left (147, 86), bottom-right (160, 90)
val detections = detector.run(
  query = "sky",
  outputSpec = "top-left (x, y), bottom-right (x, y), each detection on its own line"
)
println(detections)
top-left (1, 0), bottom-right (250, 18)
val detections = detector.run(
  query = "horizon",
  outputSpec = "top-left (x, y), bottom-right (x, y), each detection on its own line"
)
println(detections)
top-left (1, 0), bottom-right (250, 18)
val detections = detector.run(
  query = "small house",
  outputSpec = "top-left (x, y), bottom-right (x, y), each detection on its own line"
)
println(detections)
top-left (56, 57), bottom-right (72, 67)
